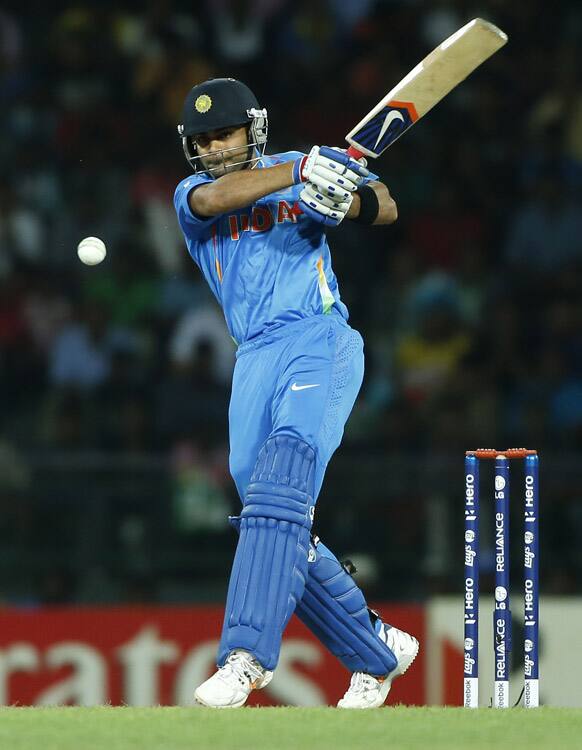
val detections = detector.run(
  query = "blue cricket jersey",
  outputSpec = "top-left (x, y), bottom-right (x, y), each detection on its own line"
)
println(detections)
top-left (174, 152), bottom-right (374, 345)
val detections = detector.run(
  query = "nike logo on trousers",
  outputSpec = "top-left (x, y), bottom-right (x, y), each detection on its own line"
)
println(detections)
top-left (291, 383), bottom-right (320, 391)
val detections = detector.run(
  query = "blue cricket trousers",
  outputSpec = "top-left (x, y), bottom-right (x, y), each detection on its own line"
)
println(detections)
top-left (228, 312), bottom-right (364, 504)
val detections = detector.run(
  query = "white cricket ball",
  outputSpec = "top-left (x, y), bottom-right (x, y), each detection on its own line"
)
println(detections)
top-left (77, 236), bottom-right (107, 266)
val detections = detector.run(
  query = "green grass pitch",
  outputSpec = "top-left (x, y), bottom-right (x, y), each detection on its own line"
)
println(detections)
top-left (1, 706), bottom-right (580, 750)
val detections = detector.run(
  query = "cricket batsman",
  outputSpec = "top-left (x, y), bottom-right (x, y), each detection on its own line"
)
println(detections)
top-left (174, 78), bottom-right (419, 709)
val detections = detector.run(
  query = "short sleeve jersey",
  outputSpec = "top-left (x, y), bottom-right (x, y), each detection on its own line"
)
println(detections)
top-left (174, 152), bottom-right (373, 345)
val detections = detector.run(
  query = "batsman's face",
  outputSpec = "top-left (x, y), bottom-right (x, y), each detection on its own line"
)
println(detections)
top-left (194, 126), bottom-right (249, 177)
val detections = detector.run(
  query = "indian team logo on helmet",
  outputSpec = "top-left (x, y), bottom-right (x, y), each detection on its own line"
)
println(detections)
top-left (194, 94), bottom-right (212, 113)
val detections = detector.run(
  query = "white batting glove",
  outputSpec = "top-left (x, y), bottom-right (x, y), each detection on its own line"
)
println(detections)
top-left (310, 148), bottom-right (369, 202)
top-left (292, 146), bottom-right (369, 197)
top-left (299, 181), bottom-right (354, 227)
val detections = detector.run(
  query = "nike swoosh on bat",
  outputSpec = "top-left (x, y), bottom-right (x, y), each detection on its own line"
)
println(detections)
top-left (374, 110), bottom-right (405, 149)
top-left (291, 383), bottom-right (320, 391)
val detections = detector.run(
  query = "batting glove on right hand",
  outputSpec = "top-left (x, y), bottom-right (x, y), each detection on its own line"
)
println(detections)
top-left (293, 146), bottom-right (369, 199)
top-left (299, 181), bottom-right (354, 227)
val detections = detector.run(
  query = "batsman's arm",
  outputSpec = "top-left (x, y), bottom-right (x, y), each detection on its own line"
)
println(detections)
top-left (189, 146), bottom-right (365, 218)
top-left (346, 181), bottom-right (398, 225)
top-left (190, 162), bottom-right (296, 217)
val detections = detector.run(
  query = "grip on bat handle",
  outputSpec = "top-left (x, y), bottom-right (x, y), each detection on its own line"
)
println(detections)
top-left (346, 146), bottom-right (364, 160)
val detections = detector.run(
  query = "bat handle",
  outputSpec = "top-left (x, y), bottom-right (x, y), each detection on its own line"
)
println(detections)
top-left (346, 145), bottom-right (365, 160)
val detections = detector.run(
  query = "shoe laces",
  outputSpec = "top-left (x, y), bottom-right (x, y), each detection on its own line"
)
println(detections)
top-left (347, 672), bottom-right (381, 695)
top-left (222, 651), bottom-right (264, 688)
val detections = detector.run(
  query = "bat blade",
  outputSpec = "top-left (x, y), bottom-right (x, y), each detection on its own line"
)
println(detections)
top-left (346, 18), bottom-right (507, 160)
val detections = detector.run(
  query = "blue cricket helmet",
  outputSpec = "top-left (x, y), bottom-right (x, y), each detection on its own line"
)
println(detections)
top-left (177, 78), bottom-right (268, 173)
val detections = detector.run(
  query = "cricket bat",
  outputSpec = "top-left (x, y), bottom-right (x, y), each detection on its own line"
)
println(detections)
top-left (345, 18), bottom-right (508, 160)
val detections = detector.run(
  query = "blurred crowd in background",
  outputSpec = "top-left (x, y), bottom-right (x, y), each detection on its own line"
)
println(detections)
top-left (1, 0), bottom-right (582, 605)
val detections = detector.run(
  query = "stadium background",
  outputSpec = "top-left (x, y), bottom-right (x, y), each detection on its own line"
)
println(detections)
top-left (1, 0), bottom-right (581, 706)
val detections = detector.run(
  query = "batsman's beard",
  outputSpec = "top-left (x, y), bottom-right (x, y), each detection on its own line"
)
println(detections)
top-left (200, 143), bottom-right (256, 177)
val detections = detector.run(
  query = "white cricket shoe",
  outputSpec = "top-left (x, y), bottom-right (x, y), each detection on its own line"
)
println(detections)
top-left (337, 625), bottom-right (419, 709)
top-left (194, 650), bottom-right (273, 708)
